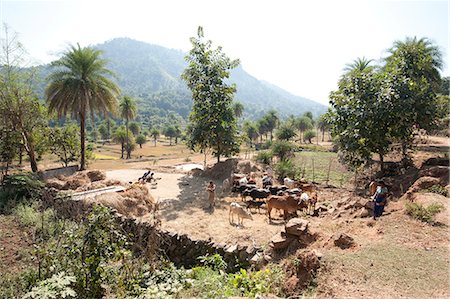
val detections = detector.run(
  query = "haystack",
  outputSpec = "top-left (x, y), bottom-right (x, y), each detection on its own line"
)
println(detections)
top-left (86, 170), bottom-right (106, 182)
top-left (88, 192), bottom-right (153, 218)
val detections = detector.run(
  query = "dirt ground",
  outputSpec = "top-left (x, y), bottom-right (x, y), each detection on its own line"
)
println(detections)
top-left (100, 135), bottom-right (450, 298)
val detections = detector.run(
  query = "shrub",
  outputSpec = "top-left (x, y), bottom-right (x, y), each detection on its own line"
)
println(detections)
top-left (23, 272), bottom-right (76, 299)
top-left (255, 151), bottom-right (273, 165)
top-left (271, 140), bottom-right (295, 161)
top-left (422, 184), bottom-right (448, 197)
top-left (405, 202), bottom-right (445, 223)
top-left (0, 173), bottom-right (44, 212)
top-left (275, 160), bottom-right (299, 180)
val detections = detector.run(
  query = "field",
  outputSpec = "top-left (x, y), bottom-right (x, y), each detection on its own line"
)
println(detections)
top-left (1, 135), bottom-right (449, 298)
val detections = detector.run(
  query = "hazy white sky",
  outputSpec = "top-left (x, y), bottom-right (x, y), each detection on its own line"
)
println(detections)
top-left (1, 0), bottom-right (448, 105)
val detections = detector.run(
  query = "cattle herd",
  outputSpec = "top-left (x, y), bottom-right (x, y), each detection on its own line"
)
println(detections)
top-left (225, 173), bottom-right (318, 226)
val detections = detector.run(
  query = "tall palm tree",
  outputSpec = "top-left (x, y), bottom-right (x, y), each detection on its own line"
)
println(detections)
top-left (119, 96), bottom-right (137, 159)
top-left (344, 57), bottom-right (374, 73)
top-left (46, 44), bottom-right (120, 170)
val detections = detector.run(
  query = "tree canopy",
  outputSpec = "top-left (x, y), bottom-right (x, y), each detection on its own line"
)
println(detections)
top-left (181, 27), bottom-right (240, 162)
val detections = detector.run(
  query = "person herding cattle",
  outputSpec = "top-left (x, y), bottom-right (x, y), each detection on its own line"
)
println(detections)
top-left (373, 180), bottom-right (389, 219)
top-left (206, 181), bottom-right (216, 209)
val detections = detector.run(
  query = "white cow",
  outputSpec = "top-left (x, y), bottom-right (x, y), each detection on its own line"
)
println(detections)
top-left (229, 202), bottom-right (253, 226)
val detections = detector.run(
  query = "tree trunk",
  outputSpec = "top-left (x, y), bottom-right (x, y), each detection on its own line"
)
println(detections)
top-left (80, 110), bottom-right (86, 170)
top-left (139, 144), bottom-right (142, 149)
top-left (120, 142), bottom-right (124, 159)
top-left (21, 132), bottom-right (38, 172)
top-left (19, 145), bottom-right (23, 165)
top-left (126, 118), bottom-right (130, 159)
top-left (379, 152), bottom-right (385, 173)
top-left (322, 130), bottom-right (325, 142)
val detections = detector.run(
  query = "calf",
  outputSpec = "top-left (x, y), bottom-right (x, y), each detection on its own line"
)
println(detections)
top-left (242, 188), bottom-right (271, 201)
top-left (229, 202), bottom-right (253, 226)
top-left (262, 176), bottom-right (273, 189)
top-left (284, 177), bottom-right (296, 189)
top-left (266, 195), bottom-right (302, 221)
top-left (246, 200), bottom-right (266, 213)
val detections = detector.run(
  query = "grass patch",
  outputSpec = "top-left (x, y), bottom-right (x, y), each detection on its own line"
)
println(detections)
top-left (405, 202), bottom-right (445, 224)
top-left (421, 184), bottom-right (449, 197)
top-left (292, 151), bottom-right (351, 186)
top-left (92, 153), bottom-right (119, 160)
top-left (323, 243), bottom-right (449, 297)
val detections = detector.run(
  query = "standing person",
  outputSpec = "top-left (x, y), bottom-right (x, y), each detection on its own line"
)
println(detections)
top-left (373, 180), bottom-right (388, 219)
top-left (206, 181), bottom-right (216, 209)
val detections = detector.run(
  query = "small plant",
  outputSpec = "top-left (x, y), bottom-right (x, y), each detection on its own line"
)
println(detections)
top-left (405, 202), bottom-right (445, 223)
top-left (0, 173), bottom-right (44, 212)
top-left (422, 184), bottom-right (448, 197)
top-left (275, 160), bottom-right (299, 180)
top-left (198, 254), bottom-right (227, 271)
top-left (255, 151), bottom-right (273, 165)
top-left (184, 156), bottom-right (192, 162)
top-left (23, 272), bottom-right (76, 299)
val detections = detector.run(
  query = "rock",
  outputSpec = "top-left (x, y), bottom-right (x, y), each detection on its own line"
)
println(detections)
top-left (225, 244), bottom-right (238, 253)
top-left (270, 233), bottom-right (293, 250)
top-left (359, 208), bottom-right (370, 218)
top-left (333, 233), bottom-right (355, 249)
top-left (285, 218), bottom-right (309, 236)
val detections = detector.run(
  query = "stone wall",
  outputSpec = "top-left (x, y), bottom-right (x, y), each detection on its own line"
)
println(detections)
top-left (43, 190), bottom-right (260, 270)
top-left (39, 165), bottom-right (78, 180)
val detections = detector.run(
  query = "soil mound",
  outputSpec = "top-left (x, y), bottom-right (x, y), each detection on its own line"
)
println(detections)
top-left (201, 158), bottom-right (239, 180)
top-left (87, 192), bottom-right (153, 218)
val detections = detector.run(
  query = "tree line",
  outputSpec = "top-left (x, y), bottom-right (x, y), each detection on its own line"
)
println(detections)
top-left (327, 37), bottom-right (448, 171)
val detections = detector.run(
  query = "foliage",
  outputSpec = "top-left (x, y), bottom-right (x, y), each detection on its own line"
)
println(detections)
top-left (242, 121), bottom-right (259, 147)
top-left (255, 151), bottom-right (273, 165)
top-left (0, 27), bottom-right (47, 173)
top-left (23, 272), bottom-right (76, 299)
top-left (275, 159), bottom-right (298, 180)
top-left (198, 254), bottom-right (227, 271)
top-left (48, 125), bottom-right (80, 167)
top-left (112, 126), bottom-right (135, 159)
top-left (135, 134), bottom-right (147, 148)
top-left (383, 37), bottom-right (443, 158)
top-left (46, 43), bottom-right (120, 170)
top-left (421, 184), bottom-right (448, 197)
top-left (129, 121), bottom-right (140, 135)
top-left (405, 202), bottom-right (445, 224)
top-left (275, 123), bottom-right (296, 141)
top-left (120, 95), bottom-right (138, 159)
top-left (304, 130), bottom-right (316, 143)
top-left (150, 128), bottom-right (160, 146)
top-left (0, 173), bottom-right (44, 212)
top-left (295, 116), bottom-right (313, 141)
top-left (271, 140), bottom-right (295, 161)
top-left (182, 27), bottom-right (240, 162)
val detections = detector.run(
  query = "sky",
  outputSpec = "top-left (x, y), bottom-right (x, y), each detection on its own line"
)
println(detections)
top-left (1, 0), bottom-right (448, 106)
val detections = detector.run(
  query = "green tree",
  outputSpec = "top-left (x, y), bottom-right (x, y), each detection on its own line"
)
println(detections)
top-left (119, 96), bottom-right (137, 159)
top-left (264, 110), bottom-right (279, 141)
top-left (128, 121), bottom-right (140, 136)
top-left (48, 125), bottom-right (80, 167)
top-left (101, 117), bottom-right (115, 141)
top-left (275, 123), bottom-right (296, 141)
top-left (46, 44), bottom-right (120, 170)
top-left (329, 63), bottom-right (392, 170)
top-left (304, 130), bottom-right (316, 143)
top-left (0, 27), bottom-right (47, 172)
top-left (344, 57), bottom-right (374, 73)
top-left (164, 125), bottom-right (177, 146)
top-left (256, 117), bottom-right (269, 143)
top-left (242, 121), bottom-right (259, 147)
top-left (233, 101), bottom-right (244, 118)
top-left (181, 27), bottom-right (240, 162)
top-left (150, 128), bottom-right (160, 147)
top-left (135, 134), bottom-right (146, 148)
top-left (98, 124), bottom-right (108, 141)
top-left (316, 114), bottom-right (330, 142)
top-left (296, 116), bottom-right (313, 142)
top-left (112, 126), bottom-right (134, 159)
top-left (271, 140), bottom-right (295, 162)
top-left (383, 37), bottom-right (443, 159)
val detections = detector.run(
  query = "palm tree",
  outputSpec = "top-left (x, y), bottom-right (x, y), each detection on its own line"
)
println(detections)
top-left (46, 44), bottom-right (120, 170)
top-left (150, 128), bottom-right (160, 147)
top-left (264, 110), bottom-right (279, 141)
top-left (119, 96), bottom-right (137, 159)
top-left (344, 57), bottom-right (374, 73)
top-left (232, 101), bottom-right (244, 118)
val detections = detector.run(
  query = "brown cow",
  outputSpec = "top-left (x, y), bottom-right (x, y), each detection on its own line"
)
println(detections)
top-left (266, 195), bottom-right (305, 222)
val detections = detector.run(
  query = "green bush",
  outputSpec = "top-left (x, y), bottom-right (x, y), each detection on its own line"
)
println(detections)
top-left (405, 202), bottom-right (445, 223)
top-left (0, 173), bottom-right (44, 212)
top-left (275, 160), bottom-right (299, 180)
top-left (422, 184), bottom-right (448, 197)
top-left (255, 151), bottom-right (273, 165)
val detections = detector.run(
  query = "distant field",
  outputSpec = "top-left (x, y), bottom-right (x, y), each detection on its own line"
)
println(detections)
top-left (292, 151), bottom-right (352, 187)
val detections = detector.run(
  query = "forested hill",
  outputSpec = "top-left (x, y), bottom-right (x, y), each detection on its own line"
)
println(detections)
top-left (36, 38), bottom-right (327, 122)
top-left (95, 38), bottom-right (327, 119)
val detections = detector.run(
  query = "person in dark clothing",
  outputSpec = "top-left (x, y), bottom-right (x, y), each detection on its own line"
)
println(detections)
top-left (373, 180), bottom-right (388, 219)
